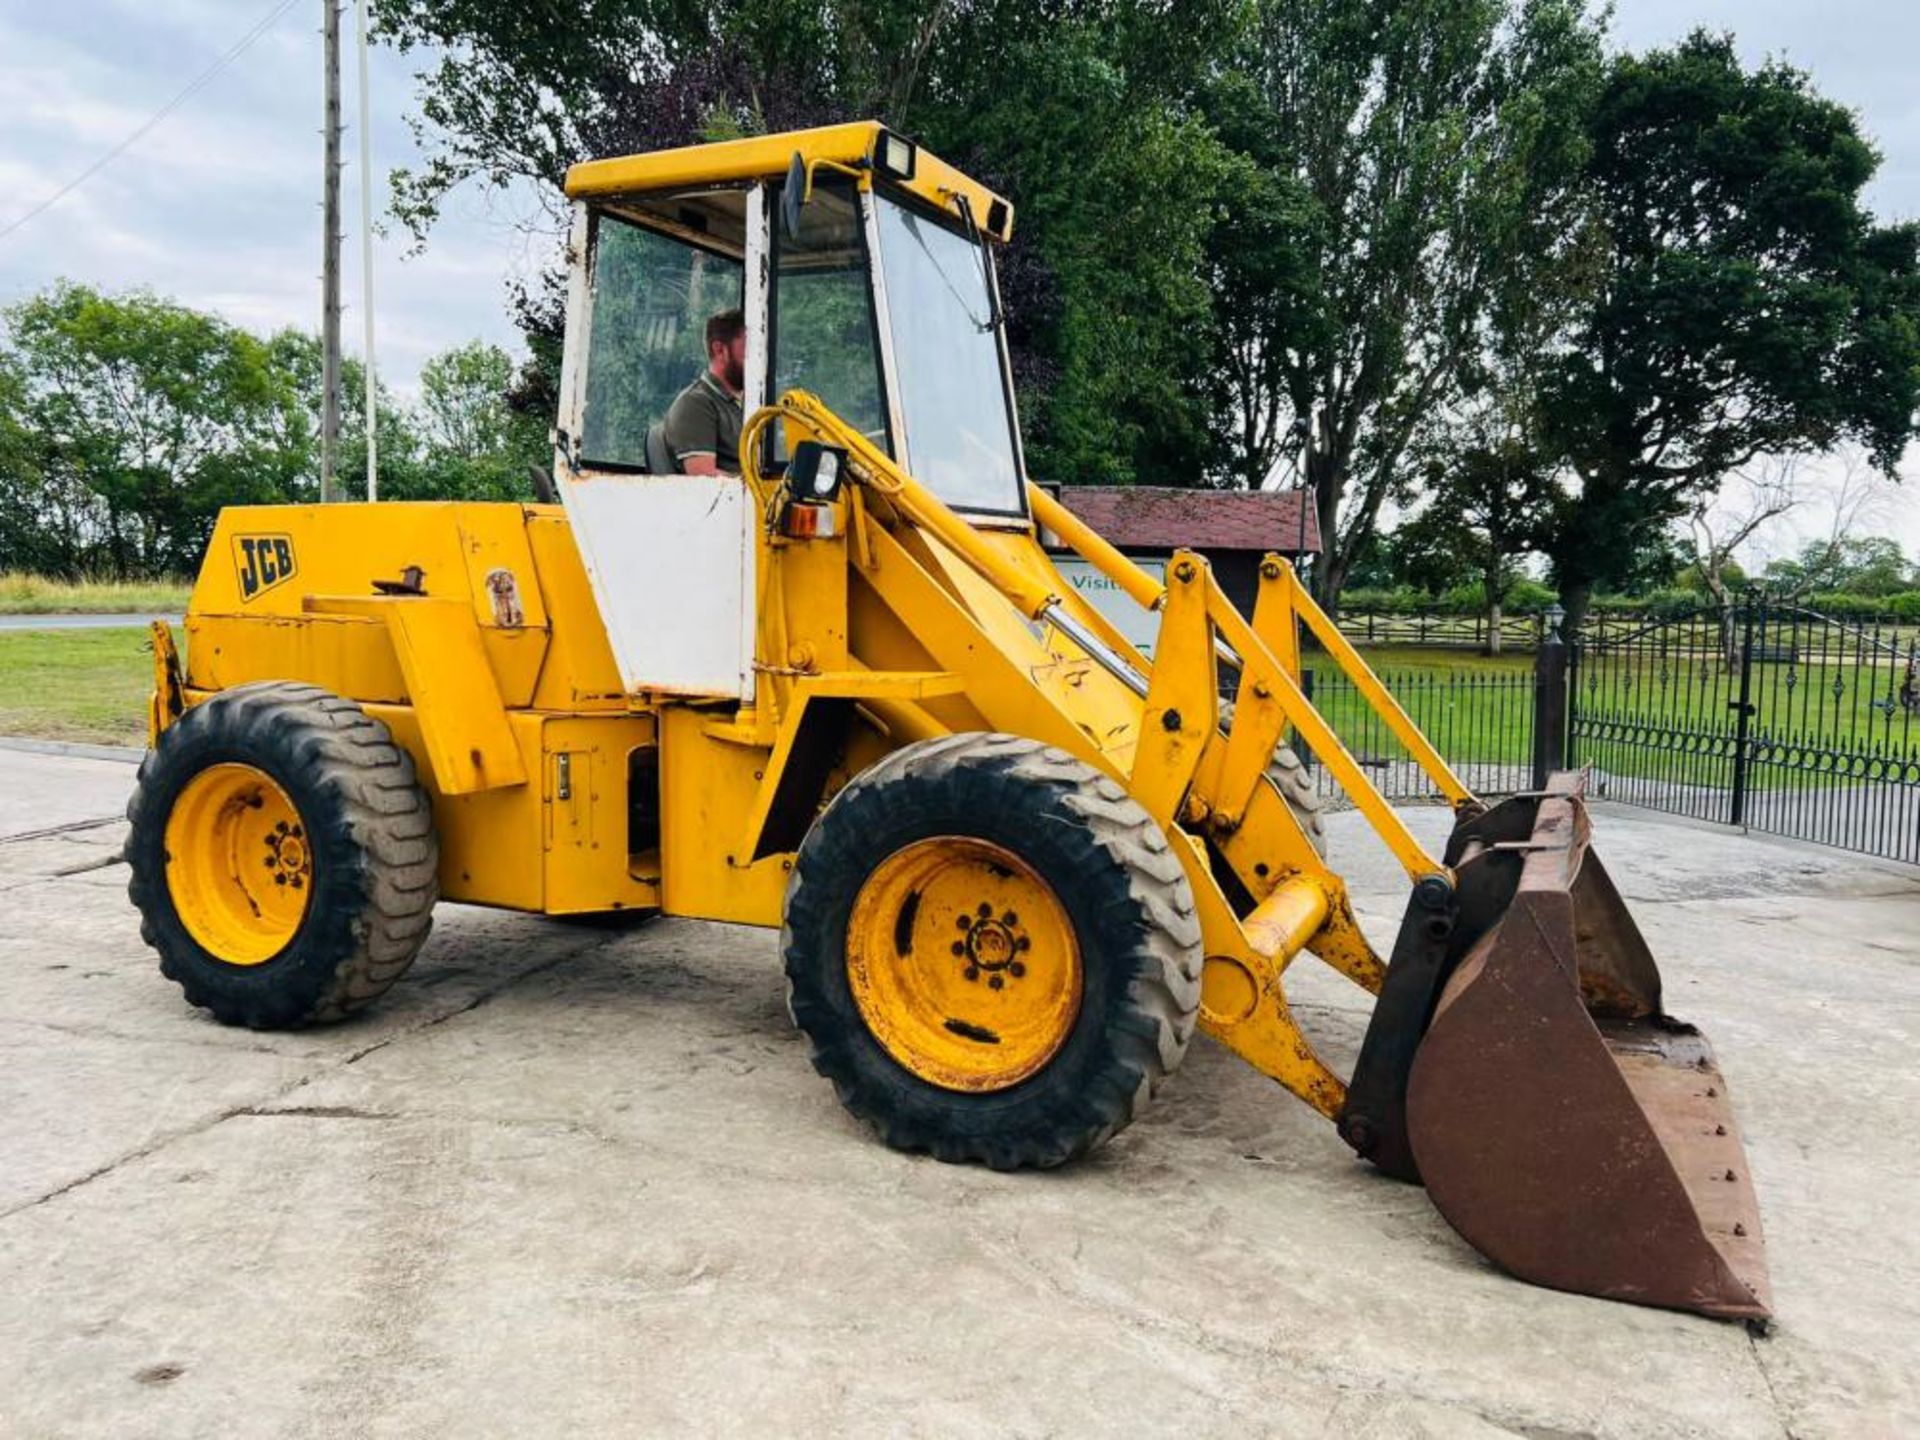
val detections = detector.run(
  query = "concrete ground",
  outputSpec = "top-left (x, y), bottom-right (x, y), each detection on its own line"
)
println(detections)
top-left (2, 746), bottom-right (1917, 1439)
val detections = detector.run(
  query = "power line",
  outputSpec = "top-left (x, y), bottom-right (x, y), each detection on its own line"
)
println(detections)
top-left (0, 0), bottom-right (303, 243)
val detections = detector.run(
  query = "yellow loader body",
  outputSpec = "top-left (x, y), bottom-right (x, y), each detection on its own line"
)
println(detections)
top-left (131, 122), bottom-right (1770, 1324)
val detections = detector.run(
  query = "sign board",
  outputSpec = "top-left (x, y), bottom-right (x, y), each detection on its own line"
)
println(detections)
top-left (1054, 555), bottom-right (1167, 658)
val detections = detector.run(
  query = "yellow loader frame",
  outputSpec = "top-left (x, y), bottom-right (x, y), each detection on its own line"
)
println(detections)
top-left (138, 122), bottom-right (1769, 1321)
top-left (153, 382), bottom-right (1469, 1125)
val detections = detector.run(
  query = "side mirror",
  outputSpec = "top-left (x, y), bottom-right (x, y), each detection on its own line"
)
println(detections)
top-left (781, 151), bottom-right (807, 241)
top-left (787, 441), bottom-right (848, 502)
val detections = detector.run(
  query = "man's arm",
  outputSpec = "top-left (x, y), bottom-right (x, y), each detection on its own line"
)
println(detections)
top-left (662, 387), bottom-right (721, 476)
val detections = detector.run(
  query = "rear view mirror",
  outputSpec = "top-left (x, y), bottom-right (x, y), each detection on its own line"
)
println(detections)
top-left (781, 152), bottom-right (807, 241)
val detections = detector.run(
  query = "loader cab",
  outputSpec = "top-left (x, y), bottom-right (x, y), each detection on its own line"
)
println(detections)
top-left (556, 124), bottom-right (1028, 523)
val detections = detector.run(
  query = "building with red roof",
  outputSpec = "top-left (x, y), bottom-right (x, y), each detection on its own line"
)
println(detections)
top-left (1042, 486), bottom-right (1321, 637)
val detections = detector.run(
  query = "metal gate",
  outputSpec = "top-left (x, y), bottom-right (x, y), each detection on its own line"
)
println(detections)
top-left (1570, 599), bottom-right (1920, 865)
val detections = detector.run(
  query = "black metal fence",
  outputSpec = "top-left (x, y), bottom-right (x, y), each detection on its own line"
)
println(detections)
top-left (1569, 599), bottom-right (1920, 866)
top-left (1300, 663), bottom-right (1537, 803)
top-left (1337, 601), bottom-right (1920, 655)
top-left (1270, 598), bottom-right (1920, 863)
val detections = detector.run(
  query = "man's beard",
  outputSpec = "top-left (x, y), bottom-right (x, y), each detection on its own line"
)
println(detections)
top-left (723, 355), bottom-right (745, 391)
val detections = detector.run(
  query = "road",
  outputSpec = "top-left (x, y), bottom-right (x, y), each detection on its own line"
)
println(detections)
top-left (2, 745), bottom-right (1917, 1437)
top-left (0, 613), bottom-right (179, 632)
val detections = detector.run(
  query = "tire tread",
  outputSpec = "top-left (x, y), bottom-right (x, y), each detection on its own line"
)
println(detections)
top-left (126, 682), bottom-right (438, 1028)
top-left (783, 733), bottom-right (1201, 1170)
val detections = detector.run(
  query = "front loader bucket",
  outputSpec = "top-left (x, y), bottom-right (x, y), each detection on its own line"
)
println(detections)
top-left (1342, 774), bottom-right (1770, 1322)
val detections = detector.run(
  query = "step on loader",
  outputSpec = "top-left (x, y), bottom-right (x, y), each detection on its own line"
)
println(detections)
top-left (127, 123), bottom-right (1769, 1321)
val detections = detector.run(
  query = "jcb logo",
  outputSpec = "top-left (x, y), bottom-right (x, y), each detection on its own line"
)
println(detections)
top-left (234, 534), bottom-right (297, 601)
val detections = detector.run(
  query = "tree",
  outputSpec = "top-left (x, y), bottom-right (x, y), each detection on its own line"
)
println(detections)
top-left (1674, 458), bottom-right (1799, 663)
top-left (1536, 33), bottom-right (1920, 632)
top-left (1394, 438), bottom-right (1557, 651)
top-left (1765, 535), bottom-right (1912, 598)
top-left (1681, 458), bottom-right (1800, 615)
top-left (263, 329), bottom-right (426, 502)
top-left (373, 0), bottom-right (1241, 486)
top-left (930, 39), bottom-right (1236, 483)
top-left (412, 340), bottom-right (545, 499)
top-left (1200, 0), bottom-right (1604, 610)
top-left (0, 352), bottom-right (72, 575)
top-left (0, 282), bottom-right (565, 576)
top-left (1, 283), bottom-right (305, 577)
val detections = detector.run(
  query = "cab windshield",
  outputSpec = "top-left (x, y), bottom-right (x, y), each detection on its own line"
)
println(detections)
top-left (872, 197), bottom-right (1023, 515)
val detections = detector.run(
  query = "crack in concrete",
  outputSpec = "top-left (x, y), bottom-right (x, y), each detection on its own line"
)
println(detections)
top-left (0, 814), bottom-right (122, 846)
top-left (0, 1014), bottom-right (317, 1057)
top-left (0, 864), bottom-right (127, 896)
top-left (987, 1210), bottom-right (1620, 1439)
top-left (51, 853), bottom-right (125, 878)
top-left (0, 944), bottom-right (586, 1223)
top-left (1747, 1328), bottom-right (1799, 1440)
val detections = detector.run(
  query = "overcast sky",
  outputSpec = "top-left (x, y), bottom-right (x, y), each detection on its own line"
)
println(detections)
top-left (0, 0), bottom-right (540, 393)
top-left (1, 0), bottom-right (1915, 561)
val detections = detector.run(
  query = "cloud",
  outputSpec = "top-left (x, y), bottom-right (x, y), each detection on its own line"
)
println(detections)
top-left (0, 0), bottom-right (533, 395)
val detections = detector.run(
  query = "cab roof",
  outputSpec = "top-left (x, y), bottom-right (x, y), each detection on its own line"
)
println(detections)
top-left (562, 121), bottom-right (1014, 243)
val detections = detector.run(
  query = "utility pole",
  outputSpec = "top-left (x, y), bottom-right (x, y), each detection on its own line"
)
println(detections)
top-left (353, 0), bottom-right (378, 500)
top-left (320, 0), bottom-right (342, 501)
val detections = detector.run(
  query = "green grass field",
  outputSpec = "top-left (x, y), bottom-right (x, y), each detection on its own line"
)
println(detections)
top-left (0, 626), bottom-right (154, 747)
top-left (1305, 645), bottom-right (1536, 769)
top-left (0, 625), bottom-right (1909, 789)
top-left (0, 572), bottom-right (191, 615)
top-left (1307, 641), bottom-right (1920, 788)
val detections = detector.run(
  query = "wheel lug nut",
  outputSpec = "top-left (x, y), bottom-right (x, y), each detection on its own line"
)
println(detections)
top-left (956, 916), bottom-right (971, 930)
top-left (965, 966), bottom-right (979, 981)
top-left (1002, 912), bottom-right (1017, 926)
top-left (1009, 961), bottom-right (1025, 978)
top-left (951, 942), bottom-right (966, 956)
top-left (988, 975), bottom-right (1004, 990)
top-left (977, 902), bottom-right (992, 918)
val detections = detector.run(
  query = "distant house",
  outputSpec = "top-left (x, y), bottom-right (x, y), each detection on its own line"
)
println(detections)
top-left (1041, 485), bottom-right (1321, 655)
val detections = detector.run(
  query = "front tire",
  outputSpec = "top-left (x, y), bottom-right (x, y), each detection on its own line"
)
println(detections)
top-left (782, 733), bottom-right (1202, 1170)
top-left (126, 682), bottom-right (439, 1028)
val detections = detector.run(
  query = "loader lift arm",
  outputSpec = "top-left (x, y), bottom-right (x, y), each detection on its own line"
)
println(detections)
top-left (746, 392), bottom-right (1450, 1119)
top-left (746, 390), bottom-right (1771, 1322)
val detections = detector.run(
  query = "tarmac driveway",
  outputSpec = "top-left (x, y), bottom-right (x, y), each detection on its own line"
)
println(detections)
top-left (1, 743), bottom-right (1916, 1438)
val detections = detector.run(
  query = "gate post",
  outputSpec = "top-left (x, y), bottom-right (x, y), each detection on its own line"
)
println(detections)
top-left (1532, 604), bottom-right (1569, 789)
top-left (1728, 597), bottom-right (1756, 827)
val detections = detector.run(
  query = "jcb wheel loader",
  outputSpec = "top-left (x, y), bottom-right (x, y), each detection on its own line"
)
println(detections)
top-left (127, 123), bottom-right (1770, 1321)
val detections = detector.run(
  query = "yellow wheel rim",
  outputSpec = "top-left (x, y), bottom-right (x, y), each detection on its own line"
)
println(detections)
top-left (163, 763), bottom-right (313, 966)
top-left (846, 837), bottom-right (1082, 1092)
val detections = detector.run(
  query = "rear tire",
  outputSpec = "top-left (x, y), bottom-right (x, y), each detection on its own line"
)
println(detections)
top-left (126, 682), bottom-right (439, 1028)
top-left (783, 733), bottom-right (1202, 1170)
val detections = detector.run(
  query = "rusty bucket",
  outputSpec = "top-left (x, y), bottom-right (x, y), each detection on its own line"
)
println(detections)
top-left (1341, 773), bottom-right (1770, 1322)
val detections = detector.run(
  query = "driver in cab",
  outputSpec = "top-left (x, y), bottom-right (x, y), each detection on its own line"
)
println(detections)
top-left (664, 309), bottom-right (746, 476)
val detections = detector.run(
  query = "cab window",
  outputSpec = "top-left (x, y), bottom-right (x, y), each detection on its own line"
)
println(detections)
top-left (580, 212), bottom-right (743, 470)
top-left (769, 180), bottom-right (889, 450)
